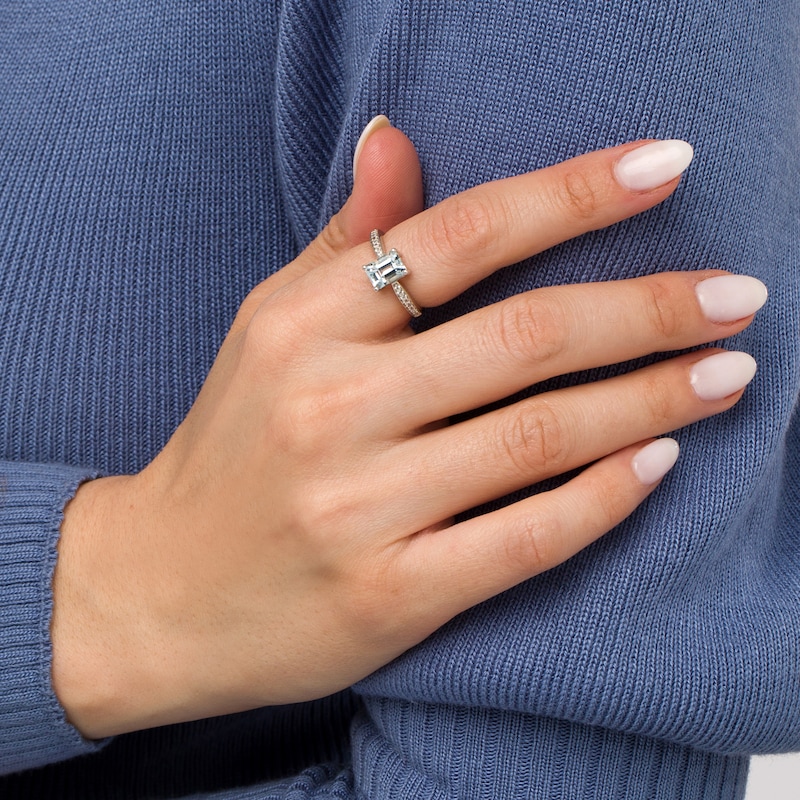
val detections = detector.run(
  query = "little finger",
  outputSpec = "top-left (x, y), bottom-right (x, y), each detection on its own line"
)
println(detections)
top-left (395, 439), bottom-right (681, 623)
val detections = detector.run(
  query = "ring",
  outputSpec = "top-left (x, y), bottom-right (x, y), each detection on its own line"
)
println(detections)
top-left (362, 229), bottom-right (422, 318)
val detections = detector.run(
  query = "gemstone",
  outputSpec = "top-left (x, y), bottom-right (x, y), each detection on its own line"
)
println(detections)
top-left (363, 250), bottom-right (408, 290)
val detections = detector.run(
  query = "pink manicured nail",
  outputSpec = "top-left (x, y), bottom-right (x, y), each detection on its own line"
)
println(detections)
top-left (632, 438), bottom-right (680, 485)
top-left (353, 114), bottom-right (391, 181)
top-left (695, 275), bottom-right (768, 323)
top-left (690, 351), bottom-right (757, 401)
top-left (614, 140), bottom-right (694, 192)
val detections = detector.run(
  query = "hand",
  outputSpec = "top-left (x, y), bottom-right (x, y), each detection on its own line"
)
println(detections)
top-left (52, 134), bottom-right (765, 738)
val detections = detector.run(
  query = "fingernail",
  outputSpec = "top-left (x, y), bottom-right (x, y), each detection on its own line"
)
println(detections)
top-left (690, 351), bottom-right (757, 401)
top-left (632, 438), bottom-right (680, 485)
top-left (695, 274), bottom-right (768, 323)
top-left (353, 115), bottom-right (391, 182)
top-left (614, 140), bottom-right (694, 192)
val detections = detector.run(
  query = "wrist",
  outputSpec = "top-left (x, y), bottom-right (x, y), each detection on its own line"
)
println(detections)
top-left (51, 473), bottom-right (179, 738)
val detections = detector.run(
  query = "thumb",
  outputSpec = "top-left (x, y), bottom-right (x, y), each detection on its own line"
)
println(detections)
top-left (337, 114), bottom-right (425, 246)
top-left (265, 116), bottom-right (424, 294)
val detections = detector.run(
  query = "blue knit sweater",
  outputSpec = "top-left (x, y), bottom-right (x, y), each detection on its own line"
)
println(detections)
top-left (0, 2), bottom-right (798, 798)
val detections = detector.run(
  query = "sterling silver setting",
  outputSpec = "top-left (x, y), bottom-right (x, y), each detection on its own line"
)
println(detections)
top-left (363, 229), bottom-right (422, 318)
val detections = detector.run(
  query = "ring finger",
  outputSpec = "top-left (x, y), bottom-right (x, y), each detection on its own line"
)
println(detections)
top-left (370, 348), bottom-right (756, 535)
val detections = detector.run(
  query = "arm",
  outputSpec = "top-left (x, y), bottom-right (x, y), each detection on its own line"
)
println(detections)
top-left (0, 118), bottom-right (424, 777)
top-left (1, 1), bottom-right (794, 795)
top-left (32, 138), bottom-right (763, 796)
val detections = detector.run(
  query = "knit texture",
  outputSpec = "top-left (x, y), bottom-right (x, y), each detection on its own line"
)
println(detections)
top-left (0, 1), bottom-right (798, 797)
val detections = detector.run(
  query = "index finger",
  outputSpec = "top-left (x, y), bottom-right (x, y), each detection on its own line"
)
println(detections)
top-left (286, 140), bottom-right (694, 338)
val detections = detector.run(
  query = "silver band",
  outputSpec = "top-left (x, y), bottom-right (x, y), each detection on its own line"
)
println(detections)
top-left (362, 229), bottom-right (422, 318)
top-left (390, 282), bottom-right (421, 317)
top-left (370, 228), bottom-right (385, 259)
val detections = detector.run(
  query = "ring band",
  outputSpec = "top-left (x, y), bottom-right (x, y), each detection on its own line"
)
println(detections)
top-left (362, 229), bottom-right (422, 318)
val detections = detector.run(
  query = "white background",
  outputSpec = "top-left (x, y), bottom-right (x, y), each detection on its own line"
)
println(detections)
top-left (745, 753), bottom-right (800, 799)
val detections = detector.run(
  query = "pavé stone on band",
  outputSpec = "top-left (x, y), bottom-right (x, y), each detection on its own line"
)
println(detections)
top-left (363, 229), bottom-right (422, 318)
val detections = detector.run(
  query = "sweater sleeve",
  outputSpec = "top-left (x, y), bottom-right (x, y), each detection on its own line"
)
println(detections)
top-left (0, 462), bottom-right (108, 775)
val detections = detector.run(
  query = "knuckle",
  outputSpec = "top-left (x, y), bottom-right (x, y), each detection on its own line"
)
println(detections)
top-left (285, 494), bottom-right (357, 573)
top-left (490, 296), bottom-right (566, 365)
top-left (243, 293), bottom-right (304, 363)
top-left (242, 282), bottom-right (330, 374)
top-left (638, 369), bottom-right (676, 427)
top-left (230, 284), bottom-right (271, 335)
top-left (269, 380), bottom-right (357, 460)
top-left (500, 400), bottom-right (569, 477)
top-left (316, 213), bottom-right (349, 259)
top-left (643, 277), bottom-right (683, 340)
top-left (503, 513), bottom-right (558, 576)
top-left (240, 307), bottom-right (277, 370)
top-left (430, 193), bottom-right (496, 264)
top-left (554, 169), bottom-right (600, 220)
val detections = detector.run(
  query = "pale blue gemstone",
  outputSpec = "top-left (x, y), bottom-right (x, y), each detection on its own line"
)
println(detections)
top-left (364, 250), bottom-right (408, 290)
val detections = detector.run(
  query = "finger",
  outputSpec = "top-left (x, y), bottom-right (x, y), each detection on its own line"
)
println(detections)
top-left (412, 351), bottom-right (756, 519)
top-left (390, 348), bottom-right (755, 524)
top-left (290, 140), bottom-right (694, 339)
top-left (355, 348), bottom-right (753, 536)
top-left (230, 120), bottom-right (423, 334)
top-left (395, 438), bottom-right (680, 623)
top-left (262, 119), bottom-right (424, 297)
top-left (344, 118), bottom-right (426, 245)
top-left (377, 271), bottom-right (767, 429)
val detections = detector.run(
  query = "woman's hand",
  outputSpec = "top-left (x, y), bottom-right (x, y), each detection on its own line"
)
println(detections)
top-left (52, 132), bottom-right (766, 739)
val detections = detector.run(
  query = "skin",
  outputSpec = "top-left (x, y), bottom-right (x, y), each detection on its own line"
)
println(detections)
top-left (51, 127), bottom-right (759, 739)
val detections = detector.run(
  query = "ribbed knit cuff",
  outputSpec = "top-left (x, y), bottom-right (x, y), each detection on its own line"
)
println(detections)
top-left (0, 462), bottom-right (107, 775)
top-left (353, 697), bottom-right (749, 799)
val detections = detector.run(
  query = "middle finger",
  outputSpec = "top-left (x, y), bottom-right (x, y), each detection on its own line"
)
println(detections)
top-left (376, 270), bottom-right (766, 432)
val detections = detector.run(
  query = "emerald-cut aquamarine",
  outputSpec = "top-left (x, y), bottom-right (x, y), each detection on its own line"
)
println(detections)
top-left (363, 250), bottom-right (408, 291)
